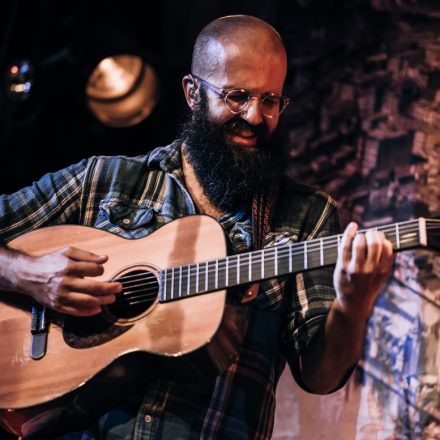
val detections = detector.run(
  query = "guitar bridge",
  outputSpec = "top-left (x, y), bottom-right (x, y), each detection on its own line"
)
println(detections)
top-left (30, 303), bottom-right (48, 360)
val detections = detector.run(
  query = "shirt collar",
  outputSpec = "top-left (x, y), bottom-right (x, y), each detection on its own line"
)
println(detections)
top-left (147, 139), bottom-right (183, 174)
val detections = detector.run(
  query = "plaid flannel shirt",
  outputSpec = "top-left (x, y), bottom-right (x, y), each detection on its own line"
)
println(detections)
top-left (0, 141), bottom-right (339, 439)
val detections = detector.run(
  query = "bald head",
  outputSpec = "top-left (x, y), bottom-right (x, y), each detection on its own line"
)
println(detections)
top-left (191, 15), bottom-right (286, 79)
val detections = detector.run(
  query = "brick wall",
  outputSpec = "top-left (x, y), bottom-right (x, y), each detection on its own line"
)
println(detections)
top-left (273, 3), bottom-right (440, 438)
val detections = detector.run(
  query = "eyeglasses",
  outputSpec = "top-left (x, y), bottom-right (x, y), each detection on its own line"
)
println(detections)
top-left (191, 74), bottom-right (290, 119)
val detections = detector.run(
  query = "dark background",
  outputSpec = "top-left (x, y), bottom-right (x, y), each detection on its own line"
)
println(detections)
top-left (0, 0), bottom-right (289, 195)
top-left (0, 0), bottom-right (417, 195)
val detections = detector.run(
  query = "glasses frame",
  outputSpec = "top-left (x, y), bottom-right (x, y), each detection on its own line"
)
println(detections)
top-left (191, 74), bottom-right (290, 119)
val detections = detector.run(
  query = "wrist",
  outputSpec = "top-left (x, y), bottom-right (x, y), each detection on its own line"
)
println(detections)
top-left (0, 248), bottom-right (32, 293)
top-left (331, 298), bottom-right (371, 328)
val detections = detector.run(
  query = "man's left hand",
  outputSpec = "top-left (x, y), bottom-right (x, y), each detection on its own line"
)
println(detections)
top-left (333, 222), bottom-right (394, 319)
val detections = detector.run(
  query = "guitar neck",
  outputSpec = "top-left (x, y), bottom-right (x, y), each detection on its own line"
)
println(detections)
top-left (160, 218), bottom-right (439, 302)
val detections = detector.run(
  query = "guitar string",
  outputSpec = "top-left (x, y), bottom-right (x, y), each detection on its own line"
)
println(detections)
top-left (112, 226), bottom-right (421, 291)
top-left (109, 220), bottom-right (439, 305)
top-left (112, 254), bottom-right (433, 307)
top-left (113, 220), bottom-right (436, 286)
top-left (111, 222), bottom-right (423, 286)
top-left (113, 219), bottom-right (434, 289)
top-left (112, 228), bottom-right (422, 294)
top-left (110, 232), bottom-right (423, 307)
top-left (111, 234), bottom-right (415, 309)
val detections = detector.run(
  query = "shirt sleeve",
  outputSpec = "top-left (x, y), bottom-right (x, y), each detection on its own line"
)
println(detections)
top-left (281, 194), bottom-right (341, 389)
top-left (0, 159), bottom-right (89, 244)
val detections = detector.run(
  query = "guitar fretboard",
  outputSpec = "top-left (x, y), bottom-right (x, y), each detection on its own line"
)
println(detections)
top-left (159, 218), bottom-right (437, 302)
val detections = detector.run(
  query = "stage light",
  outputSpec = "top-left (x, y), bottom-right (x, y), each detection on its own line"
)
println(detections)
top-left (5, 59), bottom-right (34, 102)
top-left (78, 26), bottom-right (160, 128)
top-left (85, 54), bottom-right (160, 128)
top-left (3, 26), bottom-right (160, 128)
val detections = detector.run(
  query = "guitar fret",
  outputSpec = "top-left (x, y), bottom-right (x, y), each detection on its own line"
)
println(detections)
top-left (171, 267), bottom-right (175, 300)
top-left (261, 250), bottom-right (265, 279)
top-left (289, 243), bottom-right (292, 272)
top-left (196, 263), bottom-right (199, 293)
top-left (205, 261), bottom-right (209, 292)
top-left (419, 217), bottom-right (427, 246)
top-left (225, 257), bottom-right (229, 286)
top-left (274, 247), bottom-right (278, 276)
top-left (163, 269), bottom-right (167, 300)
top-left (395, 223), bottom-right (400, 249)
top-left (248, 254), bottom-right (252, 282)
top-left (215, 260), bottom-right (219, 289)
top-left (179, 266), bottom-right (182, 297)
top-left (304, 242), bottom-right (308, 269)
top-left (320, 238), bottom-right (324, 266)
top-left (236, 254), bottom-right (240, 284)
top-left (187, 265), bottom-right (191, 295)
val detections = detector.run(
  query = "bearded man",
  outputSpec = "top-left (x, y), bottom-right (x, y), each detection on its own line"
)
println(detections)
top-left (0, 15), bottom-right (393, 440)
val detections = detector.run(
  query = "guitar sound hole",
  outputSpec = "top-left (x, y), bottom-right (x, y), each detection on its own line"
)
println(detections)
top-left (107, 269), bottom-right (158, 320)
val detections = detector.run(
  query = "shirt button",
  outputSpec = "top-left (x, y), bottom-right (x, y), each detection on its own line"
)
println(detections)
top-left (144, 414), bottom-right (152, 423)
top-left (122, 218), bottom-right (131, 225)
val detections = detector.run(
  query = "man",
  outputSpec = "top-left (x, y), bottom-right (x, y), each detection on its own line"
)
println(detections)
top-left (0, 15), bottom-right (393, 439)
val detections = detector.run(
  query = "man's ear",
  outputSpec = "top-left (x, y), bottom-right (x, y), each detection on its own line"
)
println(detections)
top-left (182, 74), bottom-right (199, 109)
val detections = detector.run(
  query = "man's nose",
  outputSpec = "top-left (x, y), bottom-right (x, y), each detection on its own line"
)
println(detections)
top-left (241, 97), bottom-right (264, 126)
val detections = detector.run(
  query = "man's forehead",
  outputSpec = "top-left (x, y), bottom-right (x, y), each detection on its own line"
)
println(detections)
top-left (201, 38), bottom-right (284, 81)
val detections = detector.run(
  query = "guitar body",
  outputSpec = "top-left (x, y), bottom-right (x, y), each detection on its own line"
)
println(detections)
top-left (0, 215), bottom-right (246, 437)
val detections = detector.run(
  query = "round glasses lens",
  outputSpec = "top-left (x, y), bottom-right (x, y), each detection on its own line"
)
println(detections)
top-left (261, 95), bottom-right (282, 117)
top-left (225, 90), bottom-right (249, 112)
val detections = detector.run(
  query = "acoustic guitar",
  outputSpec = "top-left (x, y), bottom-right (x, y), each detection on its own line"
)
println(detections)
top-left (0, 215), bottom-right (438, 436)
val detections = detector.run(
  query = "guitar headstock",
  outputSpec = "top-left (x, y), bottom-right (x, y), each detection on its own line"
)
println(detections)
top-left (424, 218), bottom-right (440, 251)
top-left (378, 218), bottom-right (440, 253)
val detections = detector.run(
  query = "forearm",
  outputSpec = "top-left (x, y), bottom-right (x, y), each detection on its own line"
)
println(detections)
top-left (0, 246), bottom-right (28, 292)
top-left (299, 298), bottom-right (368, 394)
top-left (299, 221), bottom-right (394, 394)
top-left (0, 245), bottom-right (121, 316)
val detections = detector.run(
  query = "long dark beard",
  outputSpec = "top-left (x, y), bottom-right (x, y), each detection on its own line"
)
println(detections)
top-left (179, 94), bottom-right (282, 211)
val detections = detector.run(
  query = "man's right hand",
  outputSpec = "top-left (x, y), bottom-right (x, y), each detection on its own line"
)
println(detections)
top-left (6, 247), bottom-right (122, 316)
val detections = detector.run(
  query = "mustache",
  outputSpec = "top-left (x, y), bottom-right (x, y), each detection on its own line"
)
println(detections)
top-left (223, 117), bottom-right (269, 140)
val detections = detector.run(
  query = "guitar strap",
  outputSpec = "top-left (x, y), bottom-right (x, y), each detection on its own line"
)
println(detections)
top-left (241, 178), bottom-right (280, 303)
